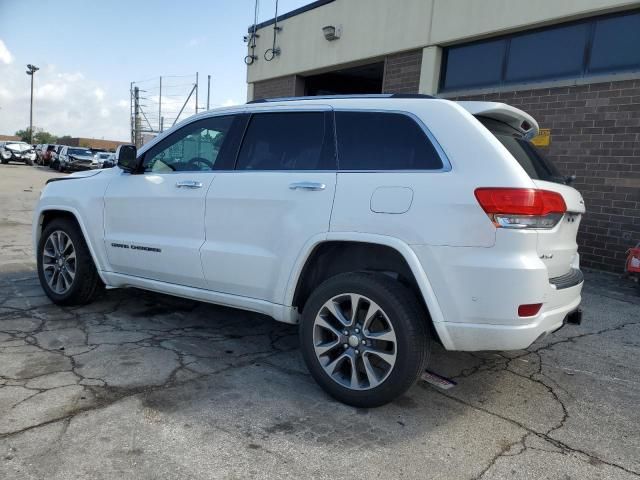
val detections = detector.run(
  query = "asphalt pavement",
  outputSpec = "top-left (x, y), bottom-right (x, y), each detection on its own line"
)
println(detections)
top-left (1, 164), bottom-right (639, 479)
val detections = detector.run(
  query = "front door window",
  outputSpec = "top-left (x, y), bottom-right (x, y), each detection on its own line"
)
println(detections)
top-left (143, 116), bottom-right (234, 173)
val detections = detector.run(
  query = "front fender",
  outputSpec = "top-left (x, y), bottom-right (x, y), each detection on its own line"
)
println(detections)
top-left (33, 172), bottom-right (115, 283)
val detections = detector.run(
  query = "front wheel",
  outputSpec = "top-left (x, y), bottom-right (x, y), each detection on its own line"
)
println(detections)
top-left (37, 218), bottom-right (103, 305)
top-left (300, 272), bottom-right (430, 407)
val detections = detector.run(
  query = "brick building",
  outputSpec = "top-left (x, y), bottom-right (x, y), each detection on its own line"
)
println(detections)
top-left (245, 0), bottom-right (640, 272)
top-left (0, 135), bottom-right (21, 142)
top-left (60, 138), bottom-right (126, 151)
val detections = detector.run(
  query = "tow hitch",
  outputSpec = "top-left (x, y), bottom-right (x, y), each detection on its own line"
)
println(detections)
top-left (566, 308), bottom-right (582, 325)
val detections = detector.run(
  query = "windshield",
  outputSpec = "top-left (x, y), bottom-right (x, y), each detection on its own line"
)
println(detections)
top-left (69, 148), bottom-right (91, 156)
top-left (479, 117), bottom-right (565, 184)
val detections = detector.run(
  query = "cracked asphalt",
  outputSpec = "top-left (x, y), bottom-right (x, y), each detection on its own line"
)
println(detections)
top-left (1, 165), bottom-right (639, 479)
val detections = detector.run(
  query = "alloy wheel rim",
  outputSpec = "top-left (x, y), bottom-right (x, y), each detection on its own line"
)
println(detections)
top-left (42, 230), bottom-right (76, 294)
top-left (313, 293), bottom-right (397, 391)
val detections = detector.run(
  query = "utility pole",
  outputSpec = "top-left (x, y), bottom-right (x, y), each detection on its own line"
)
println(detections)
top-left (130, 82), bottom-right (134, 143)
top-left (195, 72), bottom-right (199, 114)
top-left (26, 64), bottom-right (39, 144)
top-left (158, 76), bottom-right (162, 133)
top-left (134, 86), bottom-right (141, 148)
top-left (207, 75), bottom-right (211, 110)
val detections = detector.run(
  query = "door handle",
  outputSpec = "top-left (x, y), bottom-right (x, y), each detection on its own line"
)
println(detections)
top-left (289, 181), bottom-right (326, 191)
top-left (175, 180), bottom-right (203, 189)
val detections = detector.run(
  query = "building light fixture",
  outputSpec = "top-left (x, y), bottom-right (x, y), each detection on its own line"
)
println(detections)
top-left (322, 25), bottom-right (341, 41)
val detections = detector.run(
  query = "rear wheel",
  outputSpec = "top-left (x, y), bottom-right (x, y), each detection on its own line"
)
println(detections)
top-left (300, 272), bottom-right (430, 407)
top-left (37, 218), bottom-right (103, 305)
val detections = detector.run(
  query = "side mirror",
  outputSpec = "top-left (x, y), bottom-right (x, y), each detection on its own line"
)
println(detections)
top-left (115, 144), bottom-right (138, 172)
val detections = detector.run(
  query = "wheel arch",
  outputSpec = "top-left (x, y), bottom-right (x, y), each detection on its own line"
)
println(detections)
top-left (286, 233), bottom-right (451, 347)
top-left (34, 206), bottom-right (108, 284)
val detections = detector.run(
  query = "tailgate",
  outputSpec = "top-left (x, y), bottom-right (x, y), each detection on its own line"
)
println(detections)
top-left (532, 180), bottom-right (585, 278)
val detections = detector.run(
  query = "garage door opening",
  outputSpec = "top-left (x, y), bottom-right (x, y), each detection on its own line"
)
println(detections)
top-left (304, 62), bottom-right (384, 96)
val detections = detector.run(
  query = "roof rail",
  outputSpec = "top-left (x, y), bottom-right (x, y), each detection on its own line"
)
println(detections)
top-left (247, 93), bottom-right (436, 104)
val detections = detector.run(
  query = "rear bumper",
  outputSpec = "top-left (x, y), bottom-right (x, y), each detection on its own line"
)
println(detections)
top-left (411, 241), bottom-right (583, 351)
top-left (438, 283), bottom-right (582, 351)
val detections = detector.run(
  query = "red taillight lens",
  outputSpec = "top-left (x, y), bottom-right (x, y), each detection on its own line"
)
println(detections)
top-left (474, 188), bottom-right (566, 229)
top-left (518, 303), bottom-right (542, 317)
top-left (475, 188), bottom-right (566, 216)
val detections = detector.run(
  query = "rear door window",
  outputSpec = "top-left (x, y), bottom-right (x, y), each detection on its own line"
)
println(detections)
top-left (335, 111), bottom-right (443, 170)
top-left (236, 111), bottom-right (334, 170)
top-left (479, 117), bottom-right (564, 184)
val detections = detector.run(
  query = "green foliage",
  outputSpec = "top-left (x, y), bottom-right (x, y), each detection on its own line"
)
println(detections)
top-left (33, 130), bottom-right (57, 144)
top-left (14, 128), bottom-right (33, 142)
top-left (57, 135), bottom-right (74, 146)
top-left (14, 128), bottom-right (58, 144)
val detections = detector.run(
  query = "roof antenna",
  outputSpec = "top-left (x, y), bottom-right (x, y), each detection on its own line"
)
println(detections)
top-left (264, 0), bottom-right (281, 61)
top-left (244, 0), bottom-right (260, 65)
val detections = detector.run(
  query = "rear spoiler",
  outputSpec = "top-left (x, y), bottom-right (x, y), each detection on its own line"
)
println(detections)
top-left (456, 101), bottom-right (539, 139)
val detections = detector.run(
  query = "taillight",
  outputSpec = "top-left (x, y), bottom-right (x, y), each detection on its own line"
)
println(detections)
top-left (518, 303), bottom-right (542, 317)
top-left (474, 188), bottom-right (566, 229)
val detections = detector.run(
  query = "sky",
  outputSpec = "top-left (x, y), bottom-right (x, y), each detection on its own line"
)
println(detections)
top-left (0, 0), bottom-right (309, 140)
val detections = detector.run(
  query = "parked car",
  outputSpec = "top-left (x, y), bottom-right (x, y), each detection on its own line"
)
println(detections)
top-left (32, 95), bottom-right (585, 407)
top-left (49, 145), bottom-right (65, 170)
top-left (57, 146), bottom-right (94, 172)
top-left (92, 151), bottom-right (116, 169)
top-left (34, 144), bottom-right (42, 162)
top-left (38, 144), bottom-right (56, 166)
top-left (1, 141), bottom-right (37, 165)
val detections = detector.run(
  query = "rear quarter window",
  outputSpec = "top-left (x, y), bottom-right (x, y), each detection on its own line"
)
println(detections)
top-left (335, 111), bottom-right (444, 171)
top-left (479, 117), bottom-right (564, 184)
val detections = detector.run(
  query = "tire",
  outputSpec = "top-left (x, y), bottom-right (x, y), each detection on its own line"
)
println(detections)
top-left (57, 162), bottom-right (64, 172)
top-left (37, 217), bottom-right (103, 305)
top-left (1, 158), bottom-right (8, 164)
top-left (300, 272), bottom-right (430, 408)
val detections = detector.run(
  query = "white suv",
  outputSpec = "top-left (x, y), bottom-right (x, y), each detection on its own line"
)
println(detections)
top-left (33, 95), bottom-right (585, 407)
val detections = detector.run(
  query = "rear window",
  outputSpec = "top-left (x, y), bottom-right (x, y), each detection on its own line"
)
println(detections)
top-left (479, 117), bottom-right (565, 184)
top-left (335, 112), bottom-right (443, 170)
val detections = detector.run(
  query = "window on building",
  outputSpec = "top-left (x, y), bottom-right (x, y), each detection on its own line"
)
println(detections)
top-left (505, 23), bottom-right (589, 83)
top-left (236, 112), bottom-right (332, 170)
top-left (440, 9), bottom-right (640, 92)
top-left (588, 12), bottom-right (640, 74)
top-left (335, 112), bottom-right (443, 170)
top-left (443, 39), bottom-right (506, 91)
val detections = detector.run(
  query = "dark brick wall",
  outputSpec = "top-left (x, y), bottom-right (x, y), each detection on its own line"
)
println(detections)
top-left (253, 75), bottom-right (298, 100)
top-left (382, 50), bottom-right (422, 94)
top-left (456, 79), bottom-right (640, 272)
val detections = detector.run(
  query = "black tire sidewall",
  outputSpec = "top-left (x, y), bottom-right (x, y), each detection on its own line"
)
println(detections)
top-left (37, 218), bottom-right (96, 305)
top-left (300, 272), bottom-right (429, 408)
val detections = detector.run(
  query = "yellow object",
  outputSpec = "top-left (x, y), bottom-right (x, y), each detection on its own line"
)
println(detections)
top-left (531, 129), bottom-right (551, 147)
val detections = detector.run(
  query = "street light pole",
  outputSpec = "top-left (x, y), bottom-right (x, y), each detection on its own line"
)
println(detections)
top-left (26, 64), bottom-right (39, 144)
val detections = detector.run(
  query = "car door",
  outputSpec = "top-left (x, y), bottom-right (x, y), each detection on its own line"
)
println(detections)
top-left (201, 107), bottom-right (337, 303)
top-left (103, 114), bottom-right (243, 288)
top-left (59, 147), bottom-right (67, 167)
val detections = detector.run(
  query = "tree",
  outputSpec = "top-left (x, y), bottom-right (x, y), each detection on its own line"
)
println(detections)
top-left (15, 128), bottom-right (33, 142)
top-left (15, 128), bottom-right (57, 144)
top-left (33, 130), bottom-right (57, 144)
top-left (57, 135), bottom-right (74, 146)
